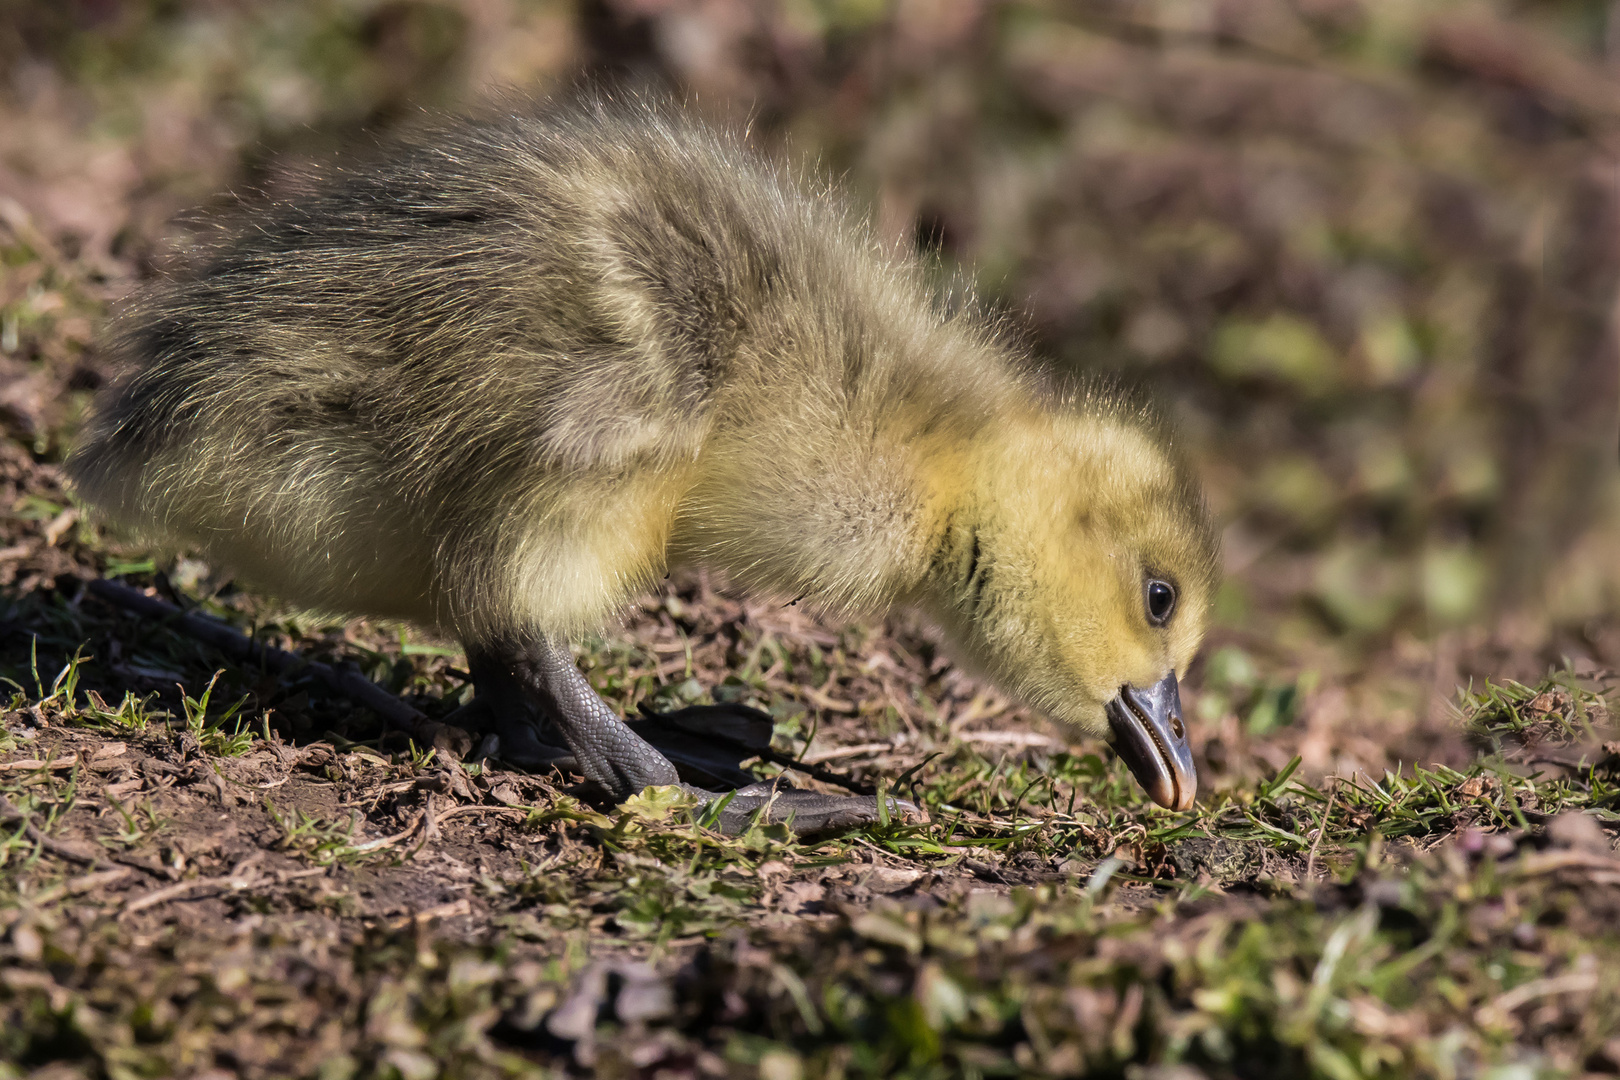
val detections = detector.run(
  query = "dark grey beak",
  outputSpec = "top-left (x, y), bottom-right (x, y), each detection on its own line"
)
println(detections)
top-left (1105, 670), bottom-right (1196, 811)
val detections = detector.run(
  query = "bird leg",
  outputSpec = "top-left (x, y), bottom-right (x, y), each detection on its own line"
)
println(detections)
top-left (464, 635), bottom-right (916, 834)
top-left (470, 636), bottom-right (680, 795)
top-left (459, 652), bottom-right (762, 787)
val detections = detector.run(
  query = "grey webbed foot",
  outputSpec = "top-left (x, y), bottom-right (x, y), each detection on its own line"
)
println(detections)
top-left (634, 705), bottom-right (919, 830)
top-left (487, 722), bottom-right (578, 772)
top-left (460, 653), bottom-right (577, 771)
top-left (463, 636), bottom-right (919, 835)
top-left (628, 702), bottom-right (775, 789)
top-left (698, 780), bottom-right (922, 836)
top-left (462, 659), bottom-right (764, 784)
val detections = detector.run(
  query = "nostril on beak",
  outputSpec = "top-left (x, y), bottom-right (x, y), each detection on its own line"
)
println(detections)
top-left (1171, 713), bottom-right (1184, 739)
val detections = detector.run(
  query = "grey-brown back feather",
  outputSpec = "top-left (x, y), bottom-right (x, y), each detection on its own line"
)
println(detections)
top-left (70, 99), bottom-right (980, 632)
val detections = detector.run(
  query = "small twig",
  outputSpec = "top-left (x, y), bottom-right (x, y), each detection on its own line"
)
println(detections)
top-left (386, 898), bottom-right (473, 928)
top-left (437, 803), bottom-right (528, 823)
top-left (797, 742), bottom-right (894, 764)
top-left (121, 857), bottom-right (328, 916)
top-left (48, 865), bottom-right (135, 901)
top-left (1517, 849), bottom-right (1620, 876)
top-left (959, 731), bottom-right (1064, 750)
top-left (795, 685), bottom-right (859, 714)
top-left (87, 578), bottom-right (431, 736)
top-left (0, 755), bottom-right (80, 772)
top-left (961, 857), bottom-right (1010, 884)
top-left (1517, 807), bottom-right (1620, 833)
top-left (0, 866), bottom-right (134, 926)
top-left (119, 854), bottom-right (260, 919)
top-left (1305, 783), bottom-right (1340, 882)
top-left (1476, 971), bottom-right (1600, 1027)
top-left (0, 794), bottom-right (171, 879)
top-left (349, 801), bottom-right (524, 859)
top-left (43, 508), bottom-right (79, 546)
top-left (349, 810), bottom-right (431, 854)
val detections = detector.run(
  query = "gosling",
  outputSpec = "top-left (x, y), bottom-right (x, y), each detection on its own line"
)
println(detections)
top-left (68, 97), bottom-right (1219, 830)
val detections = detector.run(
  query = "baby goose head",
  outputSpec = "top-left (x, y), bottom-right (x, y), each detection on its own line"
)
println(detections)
top-left (923, 399), bottom-right (1219, 810)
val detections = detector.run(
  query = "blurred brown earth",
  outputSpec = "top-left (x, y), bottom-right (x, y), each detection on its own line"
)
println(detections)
top-left (2, 0), bottom-right (1619, 780)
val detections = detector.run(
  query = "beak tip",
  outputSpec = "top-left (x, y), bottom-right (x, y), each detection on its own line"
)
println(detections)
top-left (1144, 779), bottom-right (1197, 812)
top-left (1107, 670), bottom-right (1198, 812)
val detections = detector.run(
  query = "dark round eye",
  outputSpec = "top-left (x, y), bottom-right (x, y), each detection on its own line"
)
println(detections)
top-left (1145, 579), bottom-right (1176, 626)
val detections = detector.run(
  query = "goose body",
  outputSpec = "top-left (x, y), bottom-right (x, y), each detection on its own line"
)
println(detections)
top-left (69, 98), bottom-right (1219, 821)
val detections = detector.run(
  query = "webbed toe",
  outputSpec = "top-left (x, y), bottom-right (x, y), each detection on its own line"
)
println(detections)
top-left (698, 780), bottom-right (923, 836)
top-left (630, 702), bottom-right (775, 789)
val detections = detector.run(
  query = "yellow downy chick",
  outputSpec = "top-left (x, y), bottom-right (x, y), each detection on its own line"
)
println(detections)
top-left (68, 97), bottom-right (1218, 825)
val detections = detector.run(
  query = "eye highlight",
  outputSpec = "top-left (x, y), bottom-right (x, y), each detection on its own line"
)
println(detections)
top-left (1145, 579), bottom-right (1176, 626)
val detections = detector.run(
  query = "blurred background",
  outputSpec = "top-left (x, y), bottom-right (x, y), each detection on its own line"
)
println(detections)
top-left (1, 0), bottom-right (1617, 776)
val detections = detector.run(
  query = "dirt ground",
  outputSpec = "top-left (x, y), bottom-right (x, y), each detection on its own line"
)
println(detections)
top-left (6, 2), bottom-right (1620, 1077)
